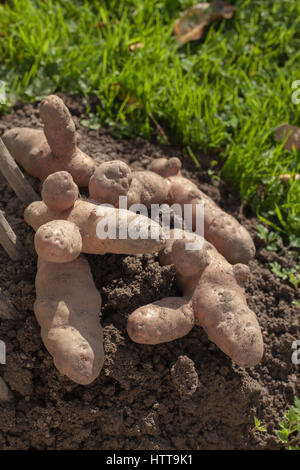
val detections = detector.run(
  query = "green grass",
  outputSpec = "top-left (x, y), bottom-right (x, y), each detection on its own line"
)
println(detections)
top-left (254, 397), bottom-right (300, 450)
top-left (275, 397), bottom-right (300, 450)
top-left (0, 0), bottom-right (300, 241)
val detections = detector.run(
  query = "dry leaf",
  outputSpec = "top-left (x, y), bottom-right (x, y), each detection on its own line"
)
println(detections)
top-left (129, 42), bottom-right (145, 51)
top-left (174, 1), bottom-right (235, 45)
top-left (274, 124), bottom-right (300, 151)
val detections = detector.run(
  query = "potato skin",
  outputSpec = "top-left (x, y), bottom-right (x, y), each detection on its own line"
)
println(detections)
top-left (148, 157), bottom-right (182, 177)
top-left (89, 160), bottom-right (132, 207)
top-left (41, 171), bottom-right (78, 212)
top-left (155, 235), bottom-right (264, 368)
top-left (89, 161), bottom-right (169, 209)
top-left (198, 196), bottom-right (256, 266)
top-left (25, 198), bottom-right (164, 255)
top-left (127, 297), bottom-right (194, 344)
top-left (166, 175), bottom-right (256, 265)
top-left (34, 220), bottom-right (82, 263)
top-left (25, 171), bottom-right (164, 256)
top-left (2, 128), bottom-right (59, 181)
top-left (40, 94), bottom-right (77, 160)
top-left (127, 171), bottom-right (169, 208)
top-left (34, 255), bottom-right (104, 385)
top-left (191, 254), bottom-right (263, 368)
top-left (2, 95), bottom-right (95, 186)
top-left (89, 157), bottom-right (256, 264)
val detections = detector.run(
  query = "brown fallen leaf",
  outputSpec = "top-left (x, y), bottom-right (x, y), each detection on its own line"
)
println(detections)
top-left (174, 1), bottom-right (235, 45)
top-left (274, 124), bottom-right (300, 151)
top-left (129, 42), bottom-right (145, 51)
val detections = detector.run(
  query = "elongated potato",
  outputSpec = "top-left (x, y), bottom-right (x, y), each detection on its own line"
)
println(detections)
top-left (165, 176), bottom-right (255, 265)
top-left (89, 158), bottom-right (256, 264)
top-left (2, 95), bottom-right (95, 186)
top-left (129, 230), bottom-right (263, 368)
top-left (25, 171), bottom-right (164, 256)
top-left (189, 244), bottom-right (263, 368)
top-left (174, 236), bottom-right (263, 367)
top-left (34, 255), bottom-right (104, 385)
top-left (127, 297), bottom-right (194, 344)
top-left (147, 157), bottom-right (255, 264)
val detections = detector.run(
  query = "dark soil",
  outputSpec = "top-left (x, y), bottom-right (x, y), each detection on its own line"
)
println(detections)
top-left (0, 96), bottom-right (299, 450)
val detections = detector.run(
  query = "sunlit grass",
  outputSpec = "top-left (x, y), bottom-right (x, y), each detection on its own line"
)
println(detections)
top-left (0, 0), bottom-right (299, 240)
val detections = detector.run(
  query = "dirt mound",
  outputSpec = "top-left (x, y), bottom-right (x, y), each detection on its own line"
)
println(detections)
top-left (0, 96), bottom-right (298, 450)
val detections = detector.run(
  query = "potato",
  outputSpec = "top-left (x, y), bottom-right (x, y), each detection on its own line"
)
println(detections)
top-left (25, 171), bottom-right (164, 256)
top-left (166, 176), bottom-right (256, 265)
top-left (127, 297), bottom-right (194, 344)
top-left (89, 160), bottom-right (132, 206)
top-left (41, 171), bottom-right (78, 212)
top-left (128, 230), bottom-right (263, 368)
top-left (34, 220), bottom-right (82, 263)
top-left (34, 255), bottom-right (104, 385)
top-left (190, 242), bottom-right (263, 367)
top-left (89, 157), bottom-right (256, 264)
top-left (2, 95), bottom-right (95, 186)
